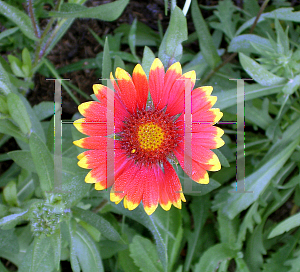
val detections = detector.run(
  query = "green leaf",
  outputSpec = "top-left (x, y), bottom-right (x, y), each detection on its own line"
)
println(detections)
top-left (214, 149), bottom-right (230, 167)
top-left (0, 211), bottom-right (27, 230)
top-left (215, 83), bottom-right (284, 110)
top-left (158, 6), bottom-right (187, 67)
top-left (19, 236), bottom-right (54, 272)
top-left (184, 195), bottom-right (210, 272)
top-left (102, 37), bottom-right (112, 84)
top-left (72, 207), bottom-right (122, 241)
top-left (217, 210), bottom-right (239, 247)
top-left (228, 34), bottom-right (272, 54)
top-left (191, 0), bottom-right (220, 68)
top-left (215, 138), bottom-right (300, 219)
top-left (0, 95), bottom-right (8, 114)
top-left (49, 0), bottom-right (129, 21)
top-left (142, 46), bottom-right (156, 77)
top-left (0, 1), bottom-right (38, 41)
top-left (68, 219), bottom-right (80, 272)
top-left (29, 133), bottom-right (54, 194)
top-left (118, 248), bottom-right (140, 272)
top-left (239, 53), bottom-right (286, 86)
top-left (113, 55), bottom-right (125, 72)
top-left (0, 229), bottom-right (19, 254)
top-left (129, 235), bottom-right (163, 272)
top-left (50, 228), bottom-right (61, 271)
top-left (73, 225), bottom-right (104, 272)
top-left (33, 101), bottom-right (55, 121)
top-left (151, 208), bottom-right (183, 272)
top-left (0, 26), bottom-right (19, 41)
top-left (7, 93), bottom-right (31, 135)
top-left (283, 74), bottom-right (300, 95)
top-left (61, 158), bottom-right (90, 207)
top-left (8, 151), bottom-right (34, 173)
top-left (268, 212), bottom-right (300, 239)
top-left (194, 243), bottom-right (237, 272)
top-left (128, 18), bottom-right (139, 62)
top-left (0, 119), bottom-right (29, 142)
top-left (236, 8), bottom-right (300, 35)
top-left (3, 180), bottom-right (19, 207)
top-left (211, 0), bottom-right (236, 39)
top-left (22, 48), bottom-right (32, 71)
top-left (112, 205), bottom-right (168, 272)
top-left (0, 61), bottom-right (14, 95)
top-left (19, 95), bottom-right (46, 142)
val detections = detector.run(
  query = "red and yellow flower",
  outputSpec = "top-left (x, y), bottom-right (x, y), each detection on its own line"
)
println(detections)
top-left (73, 58), bottom-right (224, 215)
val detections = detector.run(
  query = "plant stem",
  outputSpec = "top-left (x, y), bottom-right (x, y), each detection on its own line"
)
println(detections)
top-left (27, 0), bottom-right (40, 38)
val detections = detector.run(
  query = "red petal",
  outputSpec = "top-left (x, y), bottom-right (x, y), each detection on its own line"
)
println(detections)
top-left (93, 84), bottom-right (129, 120)
top-left (142, 166), bottom-right (159, 215)
top-left (163, 161), bottom-right (185, 208)
top-left (73, 118), bottom-right (107, 136)
top-left (149, 58), bottom-right (165, 109)
top-left (115, 68), bottom-right (137, 113)
top-left (166, 71), bottom-right (196, 116)
top-left (132, 64), bottom-right (148, 110)
top-left (174, 147), bottom-right (209, 184)
top-left (156, 62), bottom-right (182, 111)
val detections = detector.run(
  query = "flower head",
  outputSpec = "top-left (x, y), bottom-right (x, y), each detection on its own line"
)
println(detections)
top-left (73, 58), bottom-right (224, 215)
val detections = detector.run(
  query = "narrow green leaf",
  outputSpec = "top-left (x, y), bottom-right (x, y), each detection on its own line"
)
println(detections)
top-left (0, 211), bottom-right (27, 229)
top-left (49, 0), bottom-right (129, 21)
top-left (7, 93), bottom-right (31, 135)
top-left (158, 6), bottom-right (187, 67)
top-left (237, 8), bottom-right (300, 36)
top-left (68, 219), bottom-right (80, 272)
top-left (128, 18), bottom-right (139, 62)
top-left (73, 226), bottom-right (104, 272)
top-left (19, 95), bottom-right (45, 142)
top-left (219, 138), bottom-right (300, 219)
top-left (112, 205), bottom-right (168, 272)
top-left (0, 61), bottom-right (14, 95)
top-left (0, 26), bottom-right (19, 41)
top-left (184, 196), bottom-right (210, 272)
top-left (142, 46), bottom-right (156, 77)
top-left (22, 48), bottom-right (32, 71)
top-left (0, 1), bottom-right (38, 41)
top-left (118, 248), bottom-right (140, 272)
top-left (3, 180), bottom-right (19, 207)
top-left (228, 34), bottom-right (272, 54)
top-left (102, 37), bottom-right (112, 84)
top-left (283, 74), bottom-right (300, 95)
top-left (29, 236), bottom-right (54, 272)
top-left (29, 133), bottom-right (54, 194)
top-left (194, 243), bottom-right (237, 272)
top-left (191, 0), bottom-right (220, 68)
top-left (0, 229), bottom-right (19, 254)
top-left (239, 53), bottom-right (286, 86)
top-left (33, 102), bottom-right (54, 121)
top-left (50, 228), bottom-right (61, 270)
top-left (113, 55), bottom-right (125, 72)
top-left (215, 83), bottom-right (285, 110)
top-left (214, 149), bottom-right (230, 167)
top-left (0, 119), bottom-right (29, 143)
top-left (268, 212), bottom-right (300, 239)
top-left (129, 235), bottom-right (163, 272)
top-left (72, 207), bottom-right (122, 241)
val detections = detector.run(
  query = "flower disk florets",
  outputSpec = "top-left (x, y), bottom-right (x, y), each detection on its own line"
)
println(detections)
top-left (119, 108), bottom-right (181, 166)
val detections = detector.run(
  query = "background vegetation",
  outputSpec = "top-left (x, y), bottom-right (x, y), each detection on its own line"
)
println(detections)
top-left (0, 0), bottom-right (300, 271)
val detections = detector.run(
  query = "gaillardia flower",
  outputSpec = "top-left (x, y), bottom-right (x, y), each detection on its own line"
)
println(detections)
top-left (73, 58), bottom-right (224, 215)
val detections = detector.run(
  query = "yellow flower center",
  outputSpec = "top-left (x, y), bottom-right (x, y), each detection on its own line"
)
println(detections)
top-left (138, 122), bottom-right (165, 151)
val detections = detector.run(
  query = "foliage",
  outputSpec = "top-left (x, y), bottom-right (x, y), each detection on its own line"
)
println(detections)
top-left (1, 0), bottom-right (300, 271)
